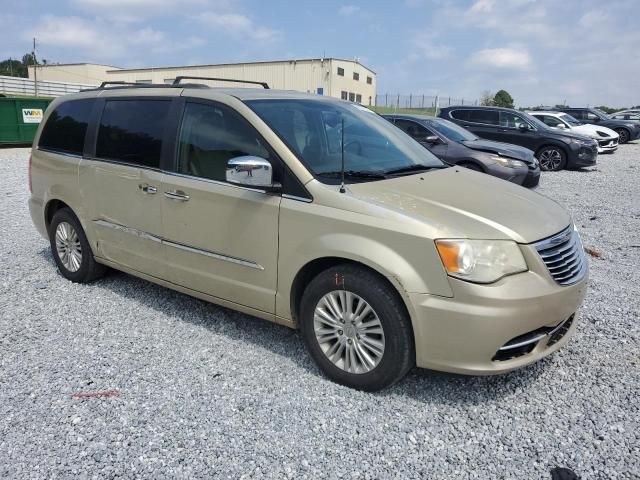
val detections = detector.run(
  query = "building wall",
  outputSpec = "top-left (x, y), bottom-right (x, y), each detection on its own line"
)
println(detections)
top-left (27, 64), bottom-right (119, 84)
top-left (329, 59), bottom-right (376, 106)
top-left (28, 59), bottom-right (376, 105)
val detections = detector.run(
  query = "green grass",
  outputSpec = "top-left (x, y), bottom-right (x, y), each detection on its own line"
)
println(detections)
top-left (369, 105), bottom-right (437, 116)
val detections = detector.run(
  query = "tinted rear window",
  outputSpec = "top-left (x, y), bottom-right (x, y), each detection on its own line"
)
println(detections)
top-left (39, 99), bottom-right (94, 155)
top-left (96, 100), bottom-right (171, 168)
top-left (469, 110), bottom-right (499, 125)
top-left (450, 109), bottom-right (471, 121)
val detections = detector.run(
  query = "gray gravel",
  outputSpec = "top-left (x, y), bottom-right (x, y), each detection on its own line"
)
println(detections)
top-left (1, 144), bottom-right (639, 479)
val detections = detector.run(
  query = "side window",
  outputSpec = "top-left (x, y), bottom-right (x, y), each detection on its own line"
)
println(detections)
top-left (585, 111), bottom-right (599, 121)
top-left (96, 99), bottom-right (170, 168)
top-left (568, 110), bottom-right (583, 120)
top-left (394, 119), bottom-right (431, 140)
top-left (450, 109), bottom-right (471, 121)
top-left (499, 111), bottom-right (529, 129)
top-left (39, 99), bottom-right (94, 155)
top-left (177, 102), bottom-right (272, 182)
top-left (542, 115), bottom-right (562, 127)
top-left (469, 110), bottom-right (499, 125)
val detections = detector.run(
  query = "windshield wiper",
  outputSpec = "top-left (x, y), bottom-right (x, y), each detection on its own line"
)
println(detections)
top-left (317, 170), bottom-right (387, 179)
top-left (384, 164), bottom-right (447, 176)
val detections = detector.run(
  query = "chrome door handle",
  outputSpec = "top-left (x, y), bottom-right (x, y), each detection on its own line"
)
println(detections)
top-left (164, 190), bottom-right (190, 201)
top-left (139, 183), bottom-right (157, 194)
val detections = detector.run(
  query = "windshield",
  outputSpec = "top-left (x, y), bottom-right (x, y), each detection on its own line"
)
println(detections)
top-left (520, 111), bottom-right (550, 130)
top-left (247, 99), bottom-right (444, 182)
top-left (593, 109), bottom-right (610, 119)
top-left (558, 113), bottom-right (582, 126)
top-left (423, 118), bottom-right (478, 142)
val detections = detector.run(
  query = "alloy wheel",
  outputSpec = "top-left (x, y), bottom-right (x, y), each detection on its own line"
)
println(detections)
top-left (616, 129), bottom-right (629, 144)
top-left (313, 290), bottom-right (386, 374)
top-left (55, 221), bottom-right (83, 272)
top-left (538, 148), bottom-right (563, 171)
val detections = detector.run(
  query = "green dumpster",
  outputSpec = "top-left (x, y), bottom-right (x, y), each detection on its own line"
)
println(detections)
top-left (0, 96), bottom-right (53, 145)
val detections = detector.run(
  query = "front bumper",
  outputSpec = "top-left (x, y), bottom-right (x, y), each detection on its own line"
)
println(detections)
top-left (597, 137), bottom-right (618, 153)
top-left (408, 244), bottom-right (588, 374)
top-left (484, 162), bottom-right (529, 186)
top-left (521, 166), bottom-right (540, 188)
top-left (568, 143), bottom-right (598, 168)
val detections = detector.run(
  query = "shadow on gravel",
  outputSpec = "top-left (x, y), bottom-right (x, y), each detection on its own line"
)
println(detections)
top-left (37, 247), bottom-right (555, 404)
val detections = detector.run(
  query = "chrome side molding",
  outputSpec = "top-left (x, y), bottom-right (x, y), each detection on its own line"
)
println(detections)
top-left (93, 219), bottom-right (263, 270)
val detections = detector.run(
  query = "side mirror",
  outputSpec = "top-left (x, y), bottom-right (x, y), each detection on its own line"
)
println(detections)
top-left (518, 123), bottom-right (530, 132)
top-left (555, 123), bottom-right (566, 129)
top-left (424, 135), bottom-right (440, 144)
top-left (226, 156), bottom-right (280, 190)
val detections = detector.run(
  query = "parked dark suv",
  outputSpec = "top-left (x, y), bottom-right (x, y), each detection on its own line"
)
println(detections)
top-left (384, 114), bottom-right (540, 187)
top-left (439, 106), bottom-right (598, 171)
top-left (557, 107), bottom-right (640, 144)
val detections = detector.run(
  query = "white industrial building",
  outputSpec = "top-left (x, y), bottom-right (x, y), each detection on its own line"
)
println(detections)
top-left (28, 58), bottom-right (376, 105)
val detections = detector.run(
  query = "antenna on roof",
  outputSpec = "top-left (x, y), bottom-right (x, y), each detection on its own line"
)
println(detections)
top-left (339, 116), bottom-right (346, 194)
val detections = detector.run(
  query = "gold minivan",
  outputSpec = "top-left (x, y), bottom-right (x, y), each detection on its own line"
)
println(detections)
top-left (29, 79), bottom-right (588, 391)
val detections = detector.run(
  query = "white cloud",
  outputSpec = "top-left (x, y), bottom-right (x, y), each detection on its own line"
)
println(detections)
top-left (410, 32), bottom-right (452, 60)
top-left (467, 47), bottom-right (531, 70)
top-left (339, 5), bottom-right (360, 16)
top-left (194, 12), bottom-right (281, 42)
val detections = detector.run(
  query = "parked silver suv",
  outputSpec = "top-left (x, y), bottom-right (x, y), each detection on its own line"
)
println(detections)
top-left (29, 78), bottom-right (588, 390)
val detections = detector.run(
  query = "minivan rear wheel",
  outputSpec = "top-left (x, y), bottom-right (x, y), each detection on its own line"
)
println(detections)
top-left (300, 264), bottom-right (414, 391)
top-left (537, 146), bottom-right (567, 171)
top-left (48, 208), bottom-right (106, 283)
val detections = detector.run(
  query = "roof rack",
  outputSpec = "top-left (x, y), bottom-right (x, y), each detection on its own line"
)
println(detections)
top-left (172, 76), bottom-right (269, 89)
top-left (98, 81), bottom-right (143, 88)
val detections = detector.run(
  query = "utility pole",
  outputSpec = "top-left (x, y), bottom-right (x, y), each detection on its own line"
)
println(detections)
top-left (33, 38), bottom-right (38, 97)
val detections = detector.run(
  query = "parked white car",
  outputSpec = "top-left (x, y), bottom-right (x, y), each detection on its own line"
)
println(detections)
top-left (527, 111), bottom-right (619, 154)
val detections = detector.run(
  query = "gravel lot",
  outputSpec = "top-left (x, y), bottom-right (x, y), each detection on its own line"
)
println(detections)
top-left (1, 145), bottom-right (639, 479)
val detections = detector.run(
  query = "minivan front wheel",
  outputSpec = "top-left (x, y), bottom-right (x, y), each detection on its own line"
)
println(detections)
top-left (48, 208), bottom-right (106, 283)
top-left (537, 147), bottom-right (567, 171)
top-left (300, 264), bottom-right (414, 391)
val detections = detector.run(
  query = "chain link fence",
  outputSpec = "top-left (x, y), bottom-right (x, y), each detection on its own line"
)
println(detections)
top-left (375, 93), bottom-right (478, 111)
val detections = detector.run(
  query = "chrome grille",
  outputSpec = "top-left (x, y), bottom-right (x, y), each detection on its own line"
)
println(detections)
top-left (534, 226), bottom-right (587, 286)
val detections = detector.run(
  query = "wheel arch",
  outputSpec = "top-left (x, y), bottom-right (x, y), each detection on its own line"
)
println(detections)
top-left (535, 142), bottom-right (568, 158)
top-left (44, 199), bottom-right (72, 229)
top-left (289, 257), bottom-right (414, 329)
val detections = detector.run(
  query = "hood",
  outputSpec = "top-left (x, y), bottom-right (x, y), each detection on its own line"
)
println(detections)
top-left (461, 139), bottom-right (534, 163)
top-left (572, 124), bottom-right (618, 139)
top-left (601, 118), bottom-right (639, 128)
top-left (347, 167), bottom-right (570, 244)
top-left (548, 128), bottom-right (596, 142)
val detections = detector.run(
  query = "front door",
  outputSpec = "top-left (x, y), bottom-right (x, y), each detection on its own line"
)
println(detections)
top-left (497, 111), bottom-right (538, 150)
top-left (393, 119), bottom-right (448, 159)
top-left (88, 98), bottom-right (173, 278)
top-left (161, 100), bottom-right (280, 313)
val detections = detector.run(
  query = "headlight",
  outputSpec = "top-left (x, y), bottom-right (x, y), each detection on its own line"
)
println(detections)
top-left (489, 154), bottom-right (526, 169)
top-left (571, 138), bottom-right (595, 147)
top-left (435, 239), bottom-right (528, 283)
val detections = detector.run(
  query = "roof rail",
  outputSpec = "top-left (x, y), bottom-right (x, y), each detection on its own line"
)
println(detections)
top-left (98, 81), bottom-right (142, 88)
top-left (172, 76), bottom-right (269, 89)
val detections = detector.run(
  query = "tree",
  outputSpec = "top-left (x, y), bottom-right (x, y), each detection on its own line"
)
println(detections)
top-left (480, 90), bottom-right (494, 106)
top-left (493, 90), bottom-right (514, 108)
top-left (0, 52), bottom-right (48, 78)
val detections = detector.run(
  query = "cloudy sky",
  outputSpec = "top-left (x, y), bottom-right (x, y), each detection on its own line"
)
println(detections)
top-left (1, 0), bottom-right (638, 107)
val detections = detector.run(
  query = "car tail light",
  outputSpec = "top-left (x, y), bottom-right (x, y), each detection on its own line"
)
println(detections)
top-left (28, 153), bottom-right (33, 193)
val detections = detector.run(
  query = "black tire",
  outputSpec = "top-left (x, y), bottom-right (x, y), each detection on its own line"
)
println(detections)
top-left (48, 208), bottom-right (107, 283)
top-left (536, 146), bottom-right (567, 171)
top-left (299, 264), bottom-right (415, 391)
top-left (614, 128), bottom-right (630, 144)
top-left (459, 161), bottom-right (483, 172)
